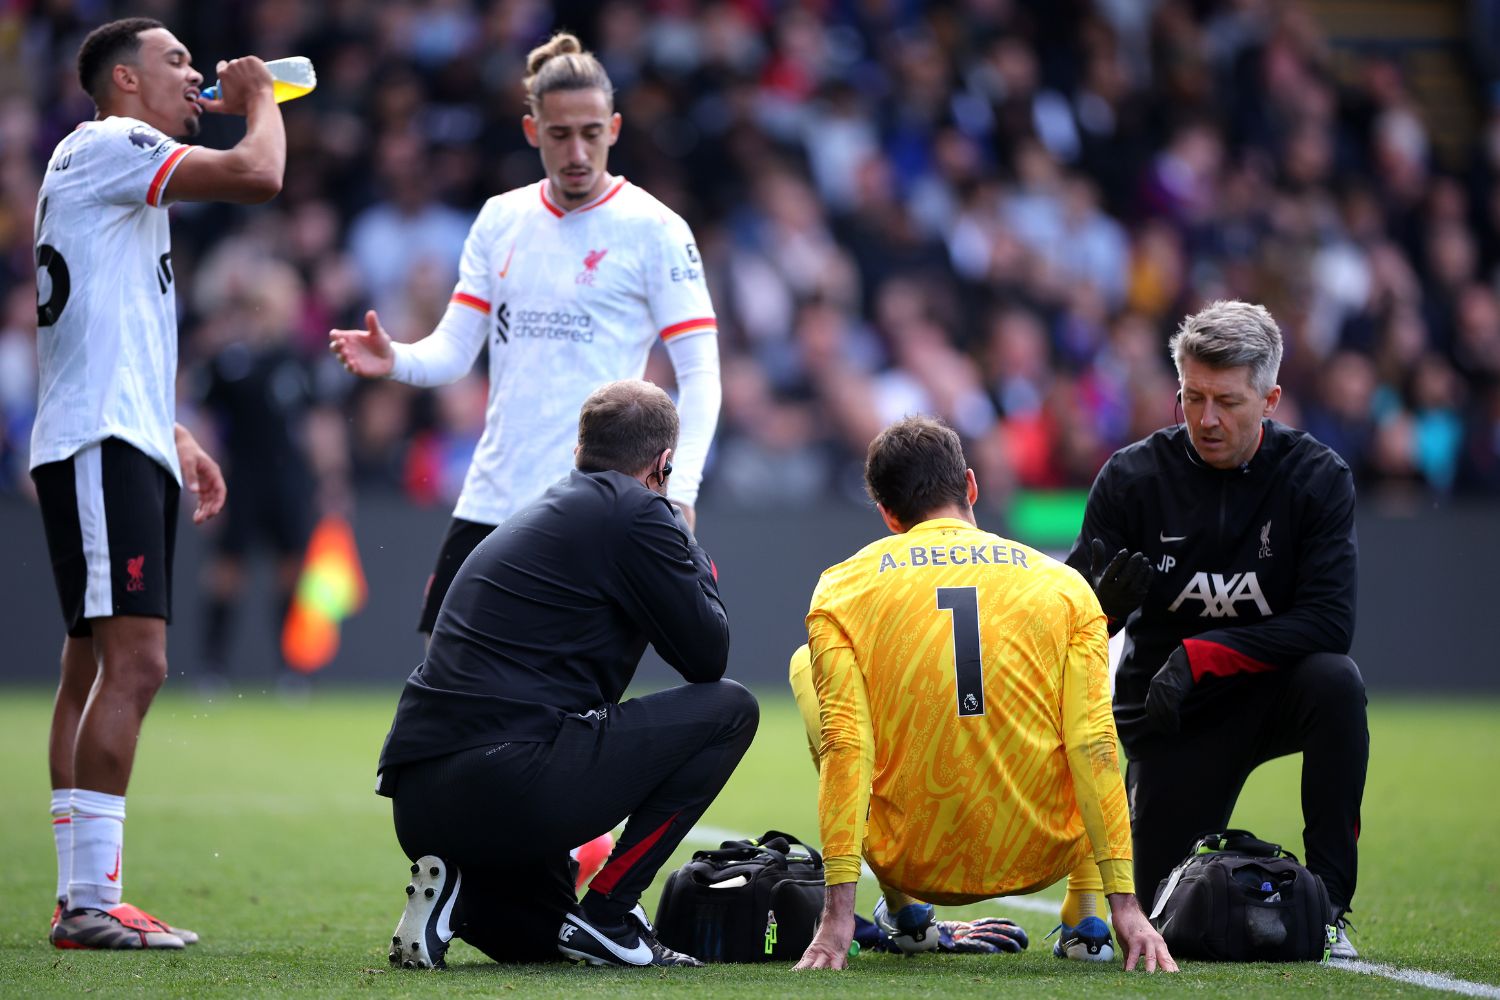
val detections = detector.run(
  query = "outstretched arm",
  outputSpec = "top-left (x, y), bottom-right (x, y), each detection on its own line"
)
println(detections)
top-left (333, 205), bottom-right (495, 385)
top-left (331, 298), bottom-right (489, 387)
top-left (330, 309), bottom-right (394, 378)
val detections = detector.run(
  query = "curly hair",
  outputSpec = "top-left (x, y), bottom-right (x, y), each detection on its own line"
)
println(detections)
top-left (77, 18), bottom-right (164, 103)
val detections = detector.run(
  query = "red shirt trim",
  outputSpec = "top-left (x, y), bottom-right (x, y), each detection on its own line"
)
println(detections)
top-left (451, 292), bottom-right (490, 314)
top-left (659, 317), bottom-right (718, 341)
top-left (539, 183), bottom-right (563, 217)
top-left (147, 146), bottom-right (191, 207)
top-left (539, 177), bottom-right (628, 217)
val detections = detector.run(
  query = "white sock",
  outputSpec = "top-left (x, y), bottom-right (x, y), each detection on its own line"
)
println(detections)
top-left (68, 789), bottom-right (126, 912)
top-left (51, 788), bottom-right (74, 905)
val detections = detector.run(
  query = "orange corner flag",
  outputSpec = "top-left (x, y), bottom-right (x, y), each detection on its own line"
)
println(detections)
top-left (281, 515), bottom-right (368, 673)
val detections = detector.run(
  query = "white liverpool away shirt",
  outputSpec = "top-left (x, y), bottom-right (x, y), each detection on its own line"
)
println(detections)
top-left (31, 116), bottom-right (196, 481)
top-left (391, 177), bottom-right (719, 525)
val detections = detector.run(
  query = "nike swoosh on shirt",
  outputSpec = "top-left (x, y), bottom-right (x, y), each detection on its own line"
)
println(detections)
top-left (498, 243), bottom-right (515, 278)
top-left (1160, 533), bottom-right (1188, 543)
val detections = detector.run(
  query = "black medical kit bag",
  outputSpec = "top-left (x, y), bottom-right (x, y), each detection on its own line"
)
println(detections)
top-left (653, 830), bottom-right (825, 962)
top-left (1148, 829), bottom-right (1334, 962)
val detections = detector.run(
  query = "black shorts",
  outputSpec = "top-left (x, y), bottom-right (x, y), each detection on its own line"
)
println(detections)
top-left (31, 438), bottom-right (180, 637)
top-left (415, 517), bottom-right (495, 634)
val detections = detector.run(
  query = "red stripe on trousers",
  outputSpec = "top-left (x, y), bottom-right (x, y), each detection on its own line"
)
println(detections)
top-left (587, 810), bottom-right (681, 895)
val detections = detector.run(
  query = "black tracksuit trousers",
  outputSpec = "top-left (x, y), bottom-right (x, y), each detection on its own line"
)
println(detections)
top-left (388, 679), bottom-right (758, 962)
top-left (1126, 653), bottom-right (1368, 914)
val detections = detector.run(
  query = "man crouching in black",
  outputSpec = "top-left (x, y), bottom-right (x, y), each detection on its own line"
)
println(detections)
top-left (375, 379), bottom-right (756, 969)
top-left (1065, 300), bottom-right (1367, 959)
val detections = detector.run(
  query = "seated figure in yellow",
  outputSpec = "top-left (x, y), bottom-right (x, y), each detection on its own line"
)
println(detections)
top-left (791, 416), bottom-right (1176, 973)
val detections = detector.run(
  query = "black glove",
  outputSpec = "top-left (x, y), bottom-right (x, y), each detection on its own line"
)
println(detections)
top-left (935, 917), bottom-right (1029, 954)
top-left (1087, 538), bottom-right (1153, 624)
top-left (1145, 646), bottom-right (1194, 734)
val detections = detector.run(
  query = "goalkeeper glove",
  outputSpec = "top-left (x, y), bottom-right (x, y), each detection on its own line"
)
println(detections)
top-left (935, 917), bottom-right (1029, 954)
top-left (1145, 646), bottom-right (1194, 734)
top-left (1087, 538), bottom-right (1153, 626)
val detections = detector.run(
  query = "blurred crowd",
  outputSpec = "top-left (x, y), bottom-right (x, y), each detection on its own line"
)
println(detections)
top-left (4, 0), bottom-right (1500, 520)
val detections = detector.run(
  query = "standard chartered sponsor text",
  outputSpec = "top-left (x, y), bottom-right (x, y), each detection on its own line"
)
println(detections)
top-left (513, 308), bottom-right (594, 343)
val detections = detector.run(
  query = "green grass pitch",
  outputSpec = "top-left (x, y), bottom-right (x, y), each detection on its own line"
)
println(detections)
top-left (0, 688), bottom-right (1495, 997)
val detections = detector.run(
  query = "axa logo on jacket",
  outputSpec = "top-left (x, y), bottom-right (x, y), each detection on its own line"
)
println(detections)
top-left (1167, 572), bottom-right (1272, 618)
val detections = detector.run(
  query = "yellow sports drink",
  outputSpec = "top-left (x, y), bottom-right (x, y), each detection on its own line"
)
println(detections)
top-left (272, 77), bottom-right (314, 103)
top-left (202, 56), bottom-right (316, 104)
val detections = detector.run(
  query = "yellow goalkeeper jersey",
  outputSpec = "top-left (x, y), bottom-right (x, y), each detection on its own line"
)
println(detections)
top-left (801, 517), bottom-right (1132, 904)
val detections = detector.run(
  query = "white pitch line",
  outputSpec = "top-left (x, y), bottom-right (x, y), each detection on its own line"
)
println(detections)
top-left (1330, 960), bottom-right (1500, 998)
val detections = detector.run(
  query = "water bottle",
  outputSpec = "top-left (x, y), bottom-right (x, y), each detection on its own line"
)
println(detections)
top-left (202, 56), bottom-right (317, 104)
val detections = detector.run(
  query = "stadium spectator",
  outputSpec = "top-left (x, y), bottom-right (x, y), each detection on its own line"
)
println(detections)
top-left (790, 415), bottom-right (1175, 973)
top-left (1065, 300), bottom-right (1368, 959)
top-left (376, 380), bottom-right (754, 969)
top-left (4, 0), bottom-right (1499, 529)
top-left (32, 18), bottom-right (284, 950)
top-left (329, 31), bottom-right (721, 638)
top-left (345, 131), bottom-right (471, 321)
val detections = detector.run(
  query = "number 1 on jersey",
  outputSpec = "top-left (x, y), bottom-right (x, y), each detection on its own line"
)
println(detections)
top-left (936, 587), bottom-right (985, 717)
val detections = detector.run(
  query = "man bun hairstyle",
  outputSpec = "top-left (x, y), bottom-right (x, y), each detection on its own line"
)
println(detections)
top-left (576, 380), bottom-right (679, 477)
top-left (864, 416), bottom-right (970, 528)
top-left (1169, 300), bottom-right (1284, 396)
top-left (524, 32), bottom-right (614, 114)
top-left (78, 17), bottom-right (164, 104)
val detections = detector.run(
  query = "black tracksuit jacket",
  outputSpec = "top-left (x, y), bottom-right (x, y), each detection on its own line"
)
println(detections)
top-left (379, 469), bottom-right (728, 773)
top-left (1065, 420), bottom-right (1357, 757)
